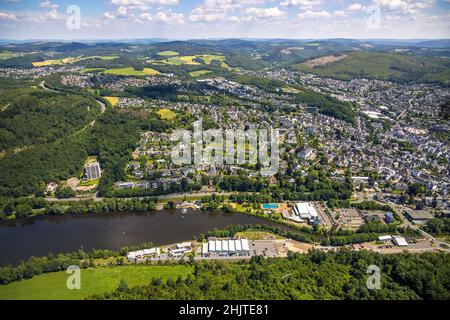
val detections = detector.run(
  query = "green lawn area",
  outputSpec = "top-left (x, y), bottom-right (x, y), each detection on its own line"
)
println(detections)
top-left (157, 108), bottom-right (177, 120)
top-left (103, 67), bottom-right (160, 76)
top-left (33, 55), bottom-right (119, 67)
top-left (157, 51), bottom-right (179, 57)
top-left (0, 265), bottom-right (193, 300)
top-left (235, 230), bottom-right (284, 240)
top-left (189, 70), bottom-right (212, 77)
top-left (81, 68), bottom-right (106, 74)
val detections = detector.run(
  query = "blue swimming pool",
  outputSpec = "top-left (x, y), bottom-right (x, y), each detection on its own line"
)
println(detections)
top-left (262, 203), bottom-right (279, 209)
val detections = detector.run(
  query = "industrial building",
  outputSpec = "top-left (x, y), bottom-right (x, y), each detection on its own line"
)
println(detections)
top-left (392, 236), bottom-right (408, 247)
top-left (203, 238), bottom-right (250, 257)
top-left (168, 242), bottom-right (193, 258)
top-left (404, 209), bottom-right (434, 225)
top-left (127, 247), bottom-right (161, 261)
top-left (293, 202), bottom-right (320, 224)
top-left (378, 235), bottom-right (393, 242)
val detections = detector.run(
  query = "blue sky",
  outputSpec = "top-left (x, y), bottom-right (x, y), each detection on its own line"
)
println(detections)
top-left (1, 0), bottom-right (449, 39)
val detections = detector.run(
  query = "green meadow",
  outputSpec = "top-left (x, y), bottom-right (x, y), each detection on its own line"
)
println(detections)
top-left (157, 51), bottom-right (179, 56)
top-left (0, 265), bottom-right (193, 300)
top-left (189, 70), bottom-right (212, 77)
top-left (103, 67), bottom-right (160, 76)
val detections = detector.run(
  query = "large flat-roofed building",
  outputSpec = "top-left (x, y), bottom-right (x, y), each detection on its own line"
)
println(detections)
top-left (393, 236), bottom-right (408, 247)
top-left (127, 247), bottom-right (160, 261)
top-left (205, 238), bottom-right (250, 257)
top-left (404, 209), bottom-right (434, 225)
top-left (85, 161), bottom-right (102, 180)
top-left (293, 202), bottom-right (319, 224)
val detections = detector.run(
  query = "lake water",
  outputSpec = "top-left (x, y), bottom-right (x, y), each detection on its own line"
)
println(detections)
top-left (0, 210), bottom-right (279, 266)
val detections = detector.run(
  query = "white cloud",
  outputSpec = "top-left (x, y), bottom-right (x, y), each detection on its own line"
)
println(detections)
top-left (189, 0), bottom-right (274, 23)
top-left (39, 1), bottom-right (58, 9)
top-left (298, 10), bottom-right (331, 19)
top-left (111, 0), bottom-right (179, 6)
top-left (189, 0), bottom-right (235, 23)
top-left (245, 7), bottom-right (286, 19)
top-left (333, 10), bottom-right (346, 17)
top-left (38, 1), bottom-right (61, 20)
top-left (348, 3), bottom-right (364, 11)
top-left (137, 11), bottom-right (185, 24)
top-left (0, 11), bottom-right (17, 21)
top-left (102, 12), bottom-right (116, 20)
top-left (372, 0), bottom-right (435, 15)
top-left (280, 0), bottom-right (322, 9)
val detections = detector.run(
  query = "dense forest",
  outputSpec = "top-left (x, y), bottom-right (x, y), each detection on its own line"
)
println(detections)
top-left (90, 250), bottom-right (450, 300)
top-left (0, 94), bottom-right (173, 197)
top-left (0, 91), bottom-right (99, 150)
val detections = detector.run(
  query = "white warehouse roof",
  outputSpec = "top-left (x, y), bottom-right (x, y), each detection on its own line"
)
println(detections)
top-left (215, 240), bottom-right (222, 252)
top-left (378, 235), bottom-right (393, 241)
top-left (209, 240), bottom-right (215, 252)
top-left (235, 239), bottom-right (242, 251)
top-left (393, 236), bottom-right (408, 247)
top-left (228, 240), bottom-right (235, 252)
top-left (241, 239), bottom-right (250, 251)
top-left (294, 202), bottom-right (318, 219)
top-left (222, 240), bottom-right (229, 252)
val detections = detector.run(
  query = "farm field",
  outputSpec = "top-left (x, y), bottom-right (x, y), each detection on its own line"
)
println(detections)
top-left (81, 68), bottom-right (106, 74)
top-left (0, 265), bottom-right (193, 300)
top-left (235, 230), bottom-right (284, 240)
top-left (32, 55), bottom-right (118, 67)
top-left (157, 51), bottom-right (179, 56)
top-left (157, 108), bottom-right (177, 120)
top-left (103, 67), bottom-right (160, 76)
top-left (104, 96), bottom-right (119, 107)
top-left (189, 70), bottom-right (212, 77)
top-left (160, 55), bottom-right (201, 65)
top-left (304, 54), bottom-right (348, 68)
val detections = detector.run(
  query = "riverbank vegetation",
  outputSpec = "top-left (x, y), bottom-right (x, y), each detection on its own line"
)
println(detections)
top-left (1, 247), bottom-right (448, 300)
top-left (90, 250), bottom-right (450, 300)
top-left (0, 197), bottom-right (158, 220)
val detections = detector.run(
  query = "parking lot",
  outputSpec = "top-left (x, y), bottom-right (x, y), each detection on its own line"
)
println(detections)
top-left (250, 240), bottom-right (280, 257)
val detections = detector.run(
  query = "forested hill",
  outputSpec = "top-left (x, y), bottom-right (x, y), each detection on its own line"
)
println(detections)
top-left (90, 250), bottom-right (450, 300)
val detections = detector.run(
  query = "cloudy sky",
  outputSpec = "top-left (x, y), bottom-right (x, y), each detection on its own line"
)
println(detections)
top-left (1, 0), bottom-right (449, 40)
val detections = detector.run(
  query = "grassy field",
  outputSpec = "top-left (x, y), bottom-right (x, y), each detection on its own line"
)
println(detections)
top-left (104, 96), bottom-right (120, 107)
top-left (104, 67), bottom-right (160, 76)
top-left (0, 265), bottom-right (193, 300)
top-left (197, 54), bottom-right (224, 65)
top-left (160, 55), bottom-right (201, 65)
top-left (81, 68), bottom-right (106, 74)
top-left (157, 108), bottom-right (177, 120)
top-left (157, 51), bottom-right (179, 57)
top-left (32, 59), bottom-right (64, 67)
top-left (189, 70), bottom-right (212, 77)
top-left (33, 55), bottom-right (118, 67)
top-left (235, 230), bottom-right (284, 240)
